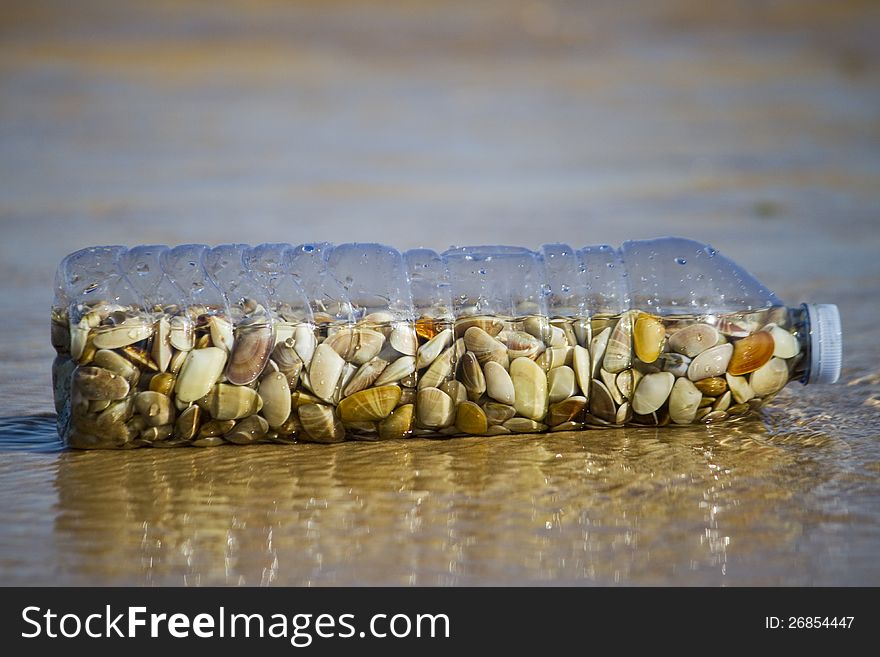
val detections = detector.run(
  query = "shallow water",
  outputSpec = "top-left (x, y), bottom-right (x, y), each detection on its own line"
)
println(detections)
top-left (1, 0), bottom-right (880, 585)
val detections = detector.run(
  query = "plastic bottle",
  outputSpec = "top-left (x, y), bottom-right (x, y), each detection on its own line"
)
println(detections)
top-left (50, 237), bottom-right (842, 448)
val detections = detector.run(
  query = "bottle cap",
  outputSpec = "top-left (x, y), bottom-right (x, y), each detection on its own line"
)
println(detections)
top-left (804, 304), bottom-right (842, 384)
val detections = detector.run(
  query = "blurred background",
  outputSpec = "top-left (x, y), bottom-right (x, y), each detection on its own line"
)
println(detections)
top-left (0, 0), bottom-right (879, 585)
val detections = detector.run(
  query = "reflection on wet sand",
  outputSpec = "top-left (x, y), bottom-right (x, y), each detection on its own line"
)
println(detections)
top-left (49, 416), bottom-right (831, 585)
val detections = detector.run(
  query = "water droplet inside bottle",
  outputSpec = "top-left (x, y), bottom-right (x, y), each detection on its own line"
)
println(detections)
top-left (478, 268), bottom-right (486, 275)
top-left (561, 284), bottom-right (571, 293)
top-left (704, 246), bottom-right (717, 257)
top-left (606, 263), bottom-right (614, 269)
top-left (303, 244), bottom-right (315, 252)
top-left (675, 257), bottom-right (687, 265)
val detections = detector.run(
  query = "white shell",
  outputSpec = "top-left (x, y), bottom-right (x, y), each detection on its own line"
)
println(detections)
top-left (416, 328), bottom-right (453, 369)
top-left (668, 377), bottom-right (701, 424)
top-left (631, 371), bottom-right (675, 415)
top-left (749, 358), bottom-right (789, 397)
top-left (308, 343), bottom-right (346, 402)
top-left (572, 345), bottom-right (591, 400)
top-left (767, 324), bottom-right (800, 359)
top-left (484, 360), bottom-right (515, 404)
top-left (373, 355), bottom-right (416, 387)
top-left (687, 343), bottom-right (733, 381)
top-left (174, 347), bottom-right (227, 403)
top-left (510, 357), bottom-right (548, 421)
top-left (547, 365), bottom-right (577, 404)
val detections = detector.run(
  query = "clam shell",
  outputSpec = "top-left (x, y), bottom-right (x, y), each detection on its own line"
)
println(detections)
top-left (573, 319), bottom-right (591, 347)
top-left (208, 316), bottom-right (234, 352)
top-left (572, 345), bottom-right (591, 399)
top-left (308, 343), bottom-right (346, 402)
top-left (169, 315), bottom-right (194, 352)
top-left (522, 316), bottom-right (550, 342)
top-left (459, 351), bottom-right (486, 397)
top-left (548, 325), bottom-right (566, 347)
top-left (134, 391), bottom-right (175, 427)
top-left (224, 414), bottom-right (269, 444)
top-left (633, 313), bottom-right (665, 363)
top-left (198, 419), bottom-right (236, 438)
top-left (455, 401), bottom-right (488, 435)
top-left (174, 405), bottom-right (201, 441)
top-left (603, 311), bottom-right (636, 374)
top-left (291, 390), bottom-right (322, 407)
top-left (454, 317), bottom-right (504, 339)
top-left (70, 316), bottom-right (92, 361)
top-left (656, 352), bottom-right (691, 378)
top-left (298, 404), bottom-right (346, 443)
top-left (122, 345), bottom-right (159, 372)
top-left (668, 377), bottom-right (701, 425)
top-left (293, 325), bottom-right (317, 366)
top-left (258, 371), bottom-right (292, 428)
top-left (274, 322), bottom-right (296, 346)
top-left (615, 402), bottom-right (632, 425)
top-left (378, 404), bottom-right (414, 440)
top-left (343, 357), bottom-right (388, 396)
top-left (92, 321), bottom-right (153, 350)
top-left (713, 390), bottom-right (732, 412)
top-left (547, 365), bottom-right (576, 403)
top-left (418, 345), bottom-right (455, 389)
top-left (687, 343), bottom-right (733, 381)
top-left (590, 327), bottom-right (611, 378)
top-left (95, 397), bottom-right (134, 433)
top-left (335, 362), bottom-right (358, 403)
top-left (440, 379), bottom-right (468, 405)
top-left (226, 323), bottom-right (274, 385)
top-left (483, 402), bottom-right (516, 425)
top-left (616, 369), bottom-right (634, 401)
top-left (550, 421), bottom-right (582, 432)
top-left (547, 396), bottom-right (586, 426)
top-left (600, 368), bottom-right (623, 406)
top-left (464, 326), bottom-right (508, 368)
top-left (140, 424), bottom-right (173, 443)
top-left (325, 327), bottom-right (385, 365)
top-left (373, 355), bottom-right (416, 387)
top-left (667, 323), bottom-right (718, 358)
top-left (728, 331), bottom-right (774, 375)
top-left (485, 425), bottom-right (511, 436)
top-left (151, 317), bottom-right (172, 372)
top-left (749, 357), bottom-right (789, 397)
top-left (73, 366), bottom-right (130, 401)
top-left (484, 360), bottom-right (515, 404)
top-left (169, 348), bottom-right (188, 375)
top-left (416, 328), bottom-right (453, 369)
top-left (767, 324), bottom-right (800, 359)
top-left (717, 315), bottom-right (760, 338)
top-left (503, 330), bottom-right (544, 360)
top-left (191, 436), bottom-right (225, 448)
top-left (503, 417), bottom-right (546, 433)
top-left (631, 371), bottom-right (675, 415)
top-left (93, 349), bottom-right (138, 382)
top-left (389, 325), bottom-right (418, 356)
top-left (537, 346), bottom-right (572, 371)
top-left (510, 357), bottom-right (548, 421)
top-left (416, 387), bottom-right (455, 428)
top-left (702, 410), bottom-right (729, 423)
top-left (271, 341), bottom-right (303, 388)
top-left (694, 376), bottom-right (727, 397)
top-left (197, 383), bottom-right (262, 420)
top-left (337, 385), bottom-right (401, 423)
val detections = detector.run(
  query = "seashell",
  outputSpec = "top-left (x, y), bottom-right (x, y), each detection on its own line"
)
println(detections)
top-left (197, 383), bottom-right (262, 421)
top-left (226, 323), bottom-right (274, 386)
top-left (548, 325), bottom-right (566, 347)
top-left (615, 402), bottom-right (632, 425)
top-left (197, 419), bottom-right (236, 438)
top-left (325, 327), bottom-right (386, 365)
top-left (455, 401), bottom-right (488, 435)
top-left (416, 328), bottom-right (453, 369)
top-left (459, 352), bottom-right (486, 397)
top-left (271, 341), bottom-right (303, 388)
top-left (169, 315), bottom-right (194, 352)
top-left (573, 319), bottom-right (591, 347)
top-left (95, 398), bottom-right (134, 434)
top-left (454, 337), bottom-right (466, 359)
top-left (464, 326), bottom-right (508, 368)
top-left (258, 371), bottom-right (292, 428)
top-left (337, 385), bottom-right (401, 423)
top-left (503, 331), bottom-right (544, 360)
top-left (373, 355), bottom-right (416, 387)
top-left (293, 325), bottom-right (317, 366)
top-left (749, 358), bottom-right (789, 397)
top-left (656, 352), bottom-right (691, 378)
top-left (767, 324), bottom-right (800, 359)
top-left (727, 331), bottom-right (774, 376)
top-left (169, 348), bottom-right (188, 375)
top-left (454, 316), bottom-right (504, 339)
top-left (70, 316), bottom-right (92, 361)
top-left (537, 346), bottom-right (572, 371)
top-left (728, 403), bottom-right (750, 416)
top-left (146, 372), bottom-right (173, 396)
top-left (334, 362), bottom-right (358, 403)
top-left (308, 343), bottom-right (346, 402)
top-left (725, 372), bottom-right (755, 404)
top-left (73, 366), bottom-right (130, 401)
top-left (503, 417), bottom-right (547, 433)
top-left (590, 327), bottom-right (611, 378)
top-left (377, 403), bottom-right (414, 440)
top-left (389, 324), bottom-right (418, 356)
top-left (615, 369), bottom-right (634, 401)
top-left (485, 425), bottom-right (511, 436)
top-left (699, 396), bottom-right (715, 408)
top-left (174, 347), bottom-right (227, 403)
top-left (121, 345), bottom-right (159, 372)
top-left (418, 345), bottom-right (455, 389)
top-left (93, 349), bottom-right (138, 382)
top-left (572, 345), bottom-right (590, 399)
top-left (88, 399), bottom-right (112, 414)
top-left (559, 321), bottom-right (578, 347)
top-left (134, 391), bottom-right (175, 427)
top-left (275, 412), bottom-right (301, 437)
top-left (634, 359), bottom-right (661, 375)
top-left (191, 436), bottom-right (225, 448)
top-left (633, 313), bottom-right (665, 363)
top-left (342, 357), bottom-right (388, 396)
top-left (361, 311), bottom-right (395, 329)
top-left (291, 390), bottom-right (322, 408)
top-left (274, 322), bottom-right (296, 346)
top-left (483, 402), bottom-right (516, 425)
top-left (174, 405), bottom-right (201, 441)
top-left (687, 343), bottom-right (733, 381)
top-left (589, 379), bottom-right (616, 423)
top-left (550, 421), bottom-right (582, 432)
top-left (151, 317), bottom-right (172, 372)
top-left (510, 357), bottom-right (548, 421)
top-left (713, 390), bottom-right (732, 412)
top-left (600, 368), bottom-right (623, 406)
top-left (631, 371), bottom-right (675, 415)
top-left (717, 315), bottom-right (760, 338)
top-left (522, 316), bottom-right (550, 342)
top-left (547, 396), bottom-right (586, 426)
top-left (416, 387), bottom-right (455, 429)
top-left (92, 320), bottom-right (153, 350)
top-left (547, 365), bottom-right (576, 404)
top-left (702, 410), bottom-right (729, 423)
top-left (140, 424), bottom-right (173, 443)
top-left (224, 414), bottom-right (269, 444)
top-left (668, 377), bottom-right (701, 425)
top-left (667, 323), bottom-right (719, 358)
top-left (298, 404), bottom-right (346, 443)
top-left (603, 310), bottom-right (636, 374)
top-left (440, 379), bottom-right (468, 405)
top-left (694, 376), bottom-right (727, 397)
top-left (195, 333), bottom-right (211, 350)
top-left (484, 361), bottom-right (515, 404)
top-left (207, 316), bottom-right (234, 352)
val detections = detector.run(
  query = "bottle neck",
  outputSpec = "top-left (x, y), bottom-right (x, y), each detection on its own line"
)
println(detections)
top-left (788, 305), bottom-right (812, 384)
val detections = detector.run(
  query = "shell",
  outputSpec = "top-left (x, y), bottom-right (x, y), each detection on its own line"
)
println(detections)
top-left (633, 313), bottom-right (665, 363)
top-left (373, 355), bottom-right (416, 387)
top-left (656, 352), bottom-right (691, 378)
top-left (547, 365), bottom-right (577, 403)
top-left (224, 415), bottom-right (269, 444)
top-left (325, 327), bottom-right (385, 365)
top-left (95, 398), bottom-right (134, 434)
top-left (572, 345), bottom-right (591, 399)
top-left (337, 385), bottom-right (401, 423)
top-left (440, 379), bottom-right (468, 405)
top-left (208, 316), bottom-right (235, 352)
top-left (308, 343), bottom-right (346, 402)
top-left (484, 361), bottom-right (515, 404)
top-left (727, 331), bottom-right (774, 375)
top-left (416, 387), bottom-right (455, 429)
top-left (174, 405), bottom-right (201, 441)
top-left (713, 390), bottom-right (732, 412)
top-left (615, 402), bottom-right (632, 425)
top-left (483, 402), bottom-right (516, 425)
top-left (73, 366), bottom-right (130, 401)
top-left (271, 341), bottom-right (303, 388)
top-left (464, 326), bottom-right (509, 368)
top-left (169, 315), bottom-right (194, 352)
top-left (548, 326), bottom-right (567, 347)
top-left (573, 319), bottom-right (591, 347)
top-left (343, 357), bottom-right (388, 396)
top-left (378, 404), bottom-right (414, 440)
top-left (616, 369), bottom-right (634, 401)
top-left (694, 376), bottom-right (727, 397)
top-left (258, 371), bottom-right (292, 428)
top-left (767, 324), bottom-right (800, 359)
top-left (151, 317), bottom-right (172, 372)
top-left (510, 357), bottom-right (548, 421)
top-left (522, 316), bottom-right (550, 341)
top-left (298, 404), bottom-right (346, 443)
top-left (749, 358), bottom-right (789, 397)
top-left (389, 325), bottom-right (418, 356)
top-left (600, 368), bottom-right (623, 406)
top-left (459, 352), bottom-right (486, 397)
top-left (603, 311), bottom-right (636, 374)
top-left (93, 349), bottom-right (138, 382)
top-left (335, 362), bottom-right (358, 402)
top-left (70, 316), bottom-right (92, 361)
top-left (485, 425), bottom-right (511, 436)
top-left (418, 345), bottom-right (455, 389)
top-left (226, 323), bottom-right (274, 386)
top-left (293, 325), bottom-right (317, 366)
top-left (631, 371), bottom-right (675, 415)
top-left (122, 345), bottom-right (159, 371)
top-left (140, 424), bottom-right (173, 443)
top-left (455, 401), bottom-right (488, 435)
top-left (169, 348), bottom-right (188, 375)
top-left (687, 343), bottom-right (733, 381)
top-left (668, 377), bottom-right (701, 425)
top-left (198, 419), bottom-right (236, 438)
top-left (197, 383), bottom-right (262, 420)
top-left (590, 327), bottom-right (611, 378)
top-left (416, 328), bottom-right (453, 369)
top-left (134, 391), bottom-right (175, 427)
top-left (725, 373), bottom-right (755, 404)
top-left (503, 331), bottom-right (544, 360)
top-left (454, 316), bottom-right (504, 339)
top-left (92, 321), bottom-right (153, 350)
top-left (589, 379), bottom-right (616, 423)
top-left (667, 323), bottom-right (719, 358)
top-left (547, 396), bottom-right (586, 426)
top-left (717, 315), bottom-right (760, 338)
top-left (537, 346), bottom-right (572, 371)
top-left (550, 421), bottom-right (582, 432)
top-left (503, 417), bottom-right (546, 433)
top-left (191, 436), bottom-right (225, 448)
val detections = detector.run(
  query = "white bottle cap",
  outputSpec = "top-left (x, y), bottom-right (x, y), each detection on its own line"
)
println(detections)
top-left (804, 304), bottom-right (842, 384)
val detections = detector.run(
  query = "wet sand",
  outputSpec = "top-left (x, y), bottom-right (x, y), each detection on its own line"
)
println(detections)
top-left (1, 0), bottom-right (879, 585)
